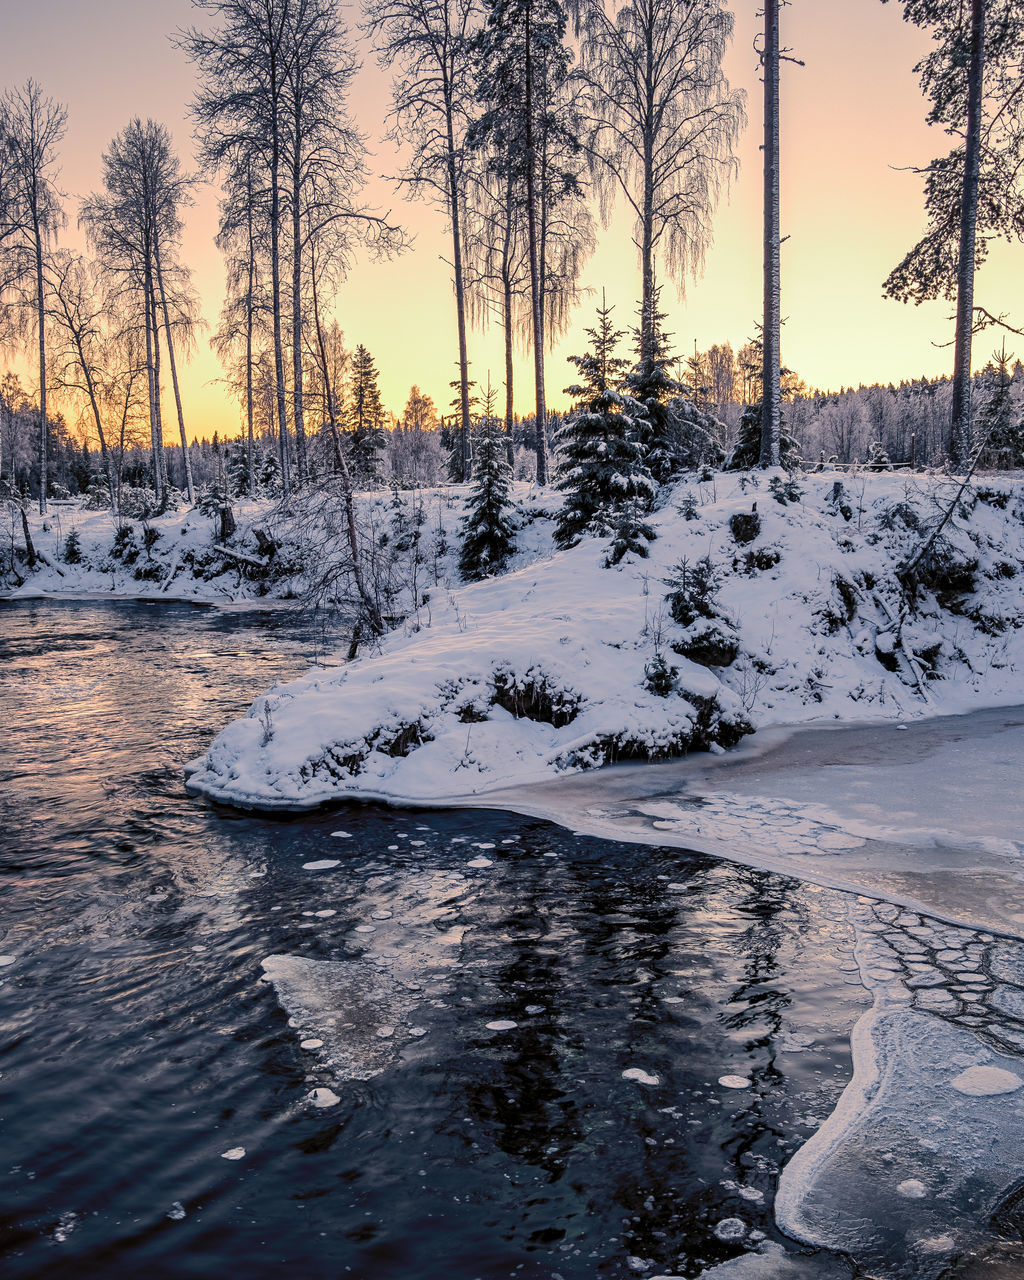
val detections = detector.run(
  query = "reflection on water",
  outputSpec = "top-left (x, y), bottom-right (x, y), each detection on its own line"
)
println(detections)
top-left (2, 600), bottom-right (867, 1279)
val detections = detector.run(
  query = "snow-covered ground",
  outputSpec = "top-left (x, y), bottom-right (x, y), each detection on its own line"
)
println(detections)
top-left (184, 470), bottom-right (1024, 815)
top-left (1, 483), bottom-right (558, 608)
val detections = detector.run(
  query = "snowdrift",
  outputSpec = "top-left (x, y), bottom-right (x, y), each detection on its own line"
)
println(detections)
top-left (185, 470), bottom-right (1024, 810)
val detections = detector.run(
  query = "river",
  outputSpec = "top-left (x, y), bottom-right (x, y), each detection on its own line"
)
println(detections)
top-left (0, 598), bottom-right (1016, 1280)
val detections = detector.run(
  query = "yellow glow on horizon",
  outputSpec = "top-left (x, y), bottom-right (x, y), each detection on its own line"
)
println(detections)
top-left (3, 0), bottom-right (1023, 445)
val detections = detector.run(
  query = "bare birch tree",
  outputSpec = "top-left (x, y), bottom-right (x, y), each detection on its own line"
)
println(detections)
top-left (46, 251), bottom-right (119, 510)
top-left (472, 0), bottom-right (586, 483)
top-left (575, 0), bottom-right (743, 365)
top-left (81, 119), bottom-right (199, 503)
top-left (3, 80), bottom-right (67, 514)
top-left (214, 158), bottom-right (268, 494)
top-left (182, 0), bottom-right (296, 492)
top-left (363, 0), bottom-right (481, 481)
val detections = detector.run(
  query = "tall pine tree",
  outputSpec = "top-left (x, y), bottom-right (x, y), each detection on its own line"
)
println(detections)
top-left (554, 299), bottom-right (654, 561)
top-left (459, 382), bottom-right (517, 579)
top-left (347, 343), bottom-right (386, 482)
top-left (624, 291), bottom-right (684, 483)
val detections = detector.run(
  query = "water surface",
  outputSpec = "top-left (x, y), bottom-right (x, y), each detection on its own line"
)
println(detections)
top-left (1, 600), bottom-right (877, 1278)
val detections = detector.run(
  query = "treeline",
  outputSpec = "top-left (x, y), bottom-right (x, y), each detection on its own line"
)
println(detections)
top-left (2, 0), bottom-right (1024, 521)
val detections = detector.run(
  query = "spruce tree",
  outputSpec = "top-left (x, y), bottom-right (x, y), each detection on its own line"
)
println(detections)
top-left (725, 333), bottom-right (800, 469)
top-left (347, 344), bottom-right (386, 483)
top-left (976, 347), bottom-right (1024, 468)
top-left (625, 292), bottom-right (724, 479)
top-left (459, 384), bottom-right (517, 580)
top-left (554, 299), bottom-right (655, 559)
top-left (624, 292), bottom-right (684, 484)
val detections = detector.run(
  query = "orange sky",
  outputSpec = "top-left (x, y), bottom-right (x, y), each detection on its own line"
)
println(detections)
top-left (3, 0), bottom-right (1023, 442)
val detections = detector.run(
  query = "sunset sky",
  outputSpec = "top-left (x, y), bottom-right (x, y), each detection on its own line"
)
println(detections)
top-left (3, 0), bottom-right (1024, 442)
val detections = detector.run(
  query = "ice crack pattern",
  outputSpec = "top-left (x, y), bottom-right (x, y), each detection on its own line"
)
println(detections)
top-left (776, 897), bottom-right (1024, 1277)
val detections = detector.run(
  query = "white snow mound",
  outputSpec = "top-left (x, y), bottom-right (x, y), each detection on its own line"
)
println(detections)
top-left (185, 473), bottom-right (1024, 810)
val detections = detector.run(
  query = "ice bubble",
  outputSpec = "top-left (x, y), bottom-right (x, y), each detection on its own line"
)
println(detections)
top-left (409, 1026), bottom-right (428, 1037)
top-left (410, 840), bottom-right (426, 846)
top-left (314, 909), bottom-right (336, 918)
top-left (662, 996), bottom-right (686, 1004)
top-left (376, 1026), bottom-right (396, 1038)
top-left (525, 1005), bottom-right (544, 1015)
top-left (473, 842), bottom-right (496, 849)
top-left (951, 1065), bottom-right (1024, 1096)
top-left (300, 1038), bottom-right (324, 1050)
top-left (0, 956), bottom-right (16, 967)
top-left (486, 1020), bottom-right (518, 1031)
top-left (713, 1217), bottom-right (747, 1241)
top-left (167, 1202), bottom-right (186, 1221)
top-left (897, 1179), bottom-right (928, 1199)
top-left (354, 924), bottom-right (376, 934)
top-left (467, 857), bottom-right (493, 868)
top-left (302, 860), bottom-right (339, 870)
top-left (623, 1068), bottom-right (660, 1086)
top-left (220, 1147), bottom-right (246, 1160)
top-left (387, 845), bottom-right (399, 850)
top-left (666, 883), bottom-right (687, 891)
top-left (331, 831), bottom-right (352, 838)
top-left (192, 945), bottom-right (207, 952)
top-left (371, 910), bottom-right (392, 920)
top-left (718, 1075), bottom-right (752, 1089)
top-left (309, 1087), bottom-right (340, 1108)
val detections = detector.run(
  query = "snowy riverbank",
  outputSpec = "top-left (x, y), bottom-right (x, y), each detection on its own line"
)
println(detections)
top-left (1, 483), bottom-right (557, 607)
top-left (185, 469), bottom-right (1024, 812)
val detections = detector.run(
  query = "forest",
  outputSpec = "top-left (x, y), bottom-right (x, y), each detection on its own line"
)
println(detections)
top-left (1, 0), bottom-right (1023, 540)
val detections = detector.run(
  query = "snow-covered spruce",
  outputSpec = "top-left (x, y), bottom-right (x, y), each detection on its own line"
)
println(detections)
top-left (186, 470), bottom-right (1024, 809)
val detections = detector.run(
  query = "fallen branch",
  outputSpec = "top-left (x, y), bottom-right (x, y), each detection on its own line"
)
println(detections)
top-left (209, 545), bottom-right (269, 572)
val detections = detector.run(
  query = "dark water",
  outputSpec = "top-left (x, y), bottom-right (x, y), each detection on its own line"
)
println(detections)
top-left (0, 599), bottom-right (866, 1280)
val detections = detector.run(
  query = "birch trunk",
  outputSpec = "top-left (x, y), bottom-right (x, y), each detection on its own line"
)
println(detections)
top-left (34, 221), bottom-right (47, 515)
top-left (154, 236), bottom-right (195, 503)
top-left (524, 0), bottom-right (548, 486)
top-left (270, 84), bottom-right (291, 496)
top-left (950, 0), bottom-right (984, 471)
top-left (291, 109), bottom-right (308, 484)
top-left (445, 109), bottom-right (473, 483)
top-left (760, 0), bottom-right (782, 469)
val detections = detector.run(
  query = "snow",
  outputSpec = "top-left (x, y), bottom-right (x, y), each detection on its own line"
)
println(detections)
top-left (950, 1065), bottom-right (1023, 1095)
top-left (622, 1068), bottom-right (660, 1085)
top-left (3, 484), bottom-right (557, 608)
top-left (184, 474), bottom-right (1024, 837)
